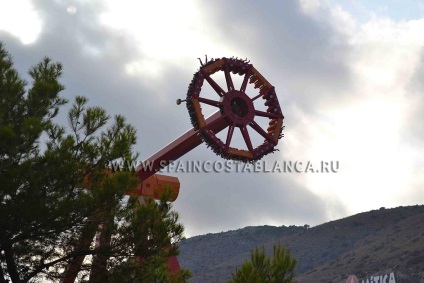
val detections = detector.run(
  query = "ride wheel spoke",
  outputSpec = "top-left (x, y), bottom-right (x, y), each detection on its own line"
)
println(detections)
top-left (255, 110), bottom-right (282, 119)
top-left (240, 67), bottom-right (252, 93)
top-left (240, 126), bottom-right (254, 153)
top-left (204, 75), bottom-right (226, 97)
top-left (251, 89), bottom-right (269, 101)
top-left (191, 57), bottom-right (283, 162)
top-left (224, 61), bottom-right (235, 91)
top-left (249, 120), bottom-right (275, 144)
top-left (198, 97), bottom-right (222, 107)
top-left (224, 125), bottom-right (235, 152)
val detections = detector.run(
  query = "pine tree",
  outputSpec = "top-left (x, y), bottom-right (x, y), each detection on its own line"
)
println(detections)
top-left (228, 244), bottom-right (297, 283)
top-left (0, 43), bottom-right (189, 282)
top-left (105, 190), bottom-right (191, 282)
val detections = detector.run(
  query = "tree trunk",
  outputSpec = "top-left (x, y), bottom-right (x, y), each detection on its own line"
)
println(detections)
top-left (88, 216), bottom-right (113, 283)
top-left (61, 215), bottom-right (99, 283)
top-left (3, 241), bottom-right (21, 283)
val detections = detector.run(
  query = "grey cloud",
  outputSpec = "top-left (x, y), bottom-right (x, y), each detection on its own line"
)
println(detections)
top-left (174, 166), bottom-right (330, 236)
top-left (1, 0), bottom-right (352, 236)
top-left (2, 0), bottom-right (194, 159)
top-left (197, 1), bottom-right (354, 111)
top-left (406, 48), bottom-right (424, 147)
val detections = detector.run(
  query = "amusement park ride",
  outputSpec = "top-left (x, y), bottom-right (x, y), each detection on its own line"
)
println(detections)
top-left (63, 57), bottom-right (284, 281)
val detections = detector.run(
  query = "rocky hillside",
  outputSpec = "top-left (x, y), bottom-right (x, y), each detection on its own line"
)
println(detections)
top-left (178, 205), bottom-right (424, 283)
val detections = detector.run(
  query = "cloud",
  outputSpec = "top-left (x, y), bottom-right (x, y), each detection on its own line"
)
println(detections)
top-left (197, 1), bottom-right (355, 111)
top-left (1, 0), bottom-right (191, 158)
top-left (0, 0), bottom-right (42, 44)
top-left (283, 15), bottom-right (424, 214)
top-left (407, 40), bottom-right (424, 146)
top-left (1, 0), bottom-right (423, 237)
top-left (174, 164), bottom-right (332, 237)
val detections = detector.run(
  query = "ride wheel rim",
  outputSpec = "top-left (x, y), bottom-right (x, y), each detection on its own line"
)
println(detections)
top-left (186, 57), bottom-right (284, 162)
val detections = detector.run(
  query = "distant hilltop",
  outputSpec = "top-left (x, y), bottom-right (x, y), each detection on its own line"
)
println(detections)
top-left (178, 205), bottom-right (424, 283)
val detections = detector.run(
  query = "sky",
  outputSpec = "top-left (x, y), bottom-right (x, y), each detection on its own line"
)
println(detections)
top-left (1, 0), bottom-right (424, 237)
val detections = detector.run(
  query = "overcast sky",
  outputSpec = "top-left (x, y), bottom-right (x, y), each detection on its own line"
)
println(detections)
top-left (1, 0), bottom-right (424, 237)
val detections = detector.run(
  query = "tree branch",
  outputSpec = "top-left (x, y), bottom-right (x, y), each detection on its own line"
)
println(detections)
top-left (24, 248), bottom-right (97, 281)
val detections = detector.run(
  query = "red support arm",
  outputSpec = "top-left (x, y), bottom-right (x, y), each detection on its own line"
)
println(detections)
top-left (137, 111), bottom-right (228, 181)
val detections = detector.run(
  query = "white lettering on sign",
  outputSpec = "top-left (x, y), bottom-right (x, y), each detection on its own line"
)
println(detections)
top-left (361, 272), bottom-right (395, 283)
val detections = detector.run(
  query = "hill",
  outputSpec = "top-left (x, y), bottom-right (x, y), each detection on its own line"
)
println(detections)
top-left (178, 205), bottom-right (424, 282)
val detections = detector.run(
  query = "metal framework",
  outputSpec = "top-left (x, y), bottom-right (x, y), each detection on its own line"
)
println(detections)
top-left (62, 57), bottom-right (284, 282)
top-left (187, 57), bottom-right (284, 162)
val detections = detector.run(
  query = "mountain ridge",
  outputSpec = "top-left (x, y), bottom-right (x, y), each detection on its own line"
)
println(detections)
top-left (178, 205), bottom-right (424, 282)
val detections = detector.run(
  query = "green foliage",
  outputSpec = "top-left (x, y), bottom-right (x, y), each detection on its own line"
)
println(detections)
top-left (228, 244), bottom-right (297, 283)
top-left (0, 43), bottom-right (189, 282)
top-left (101, 188), bottom-right (191, 282)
